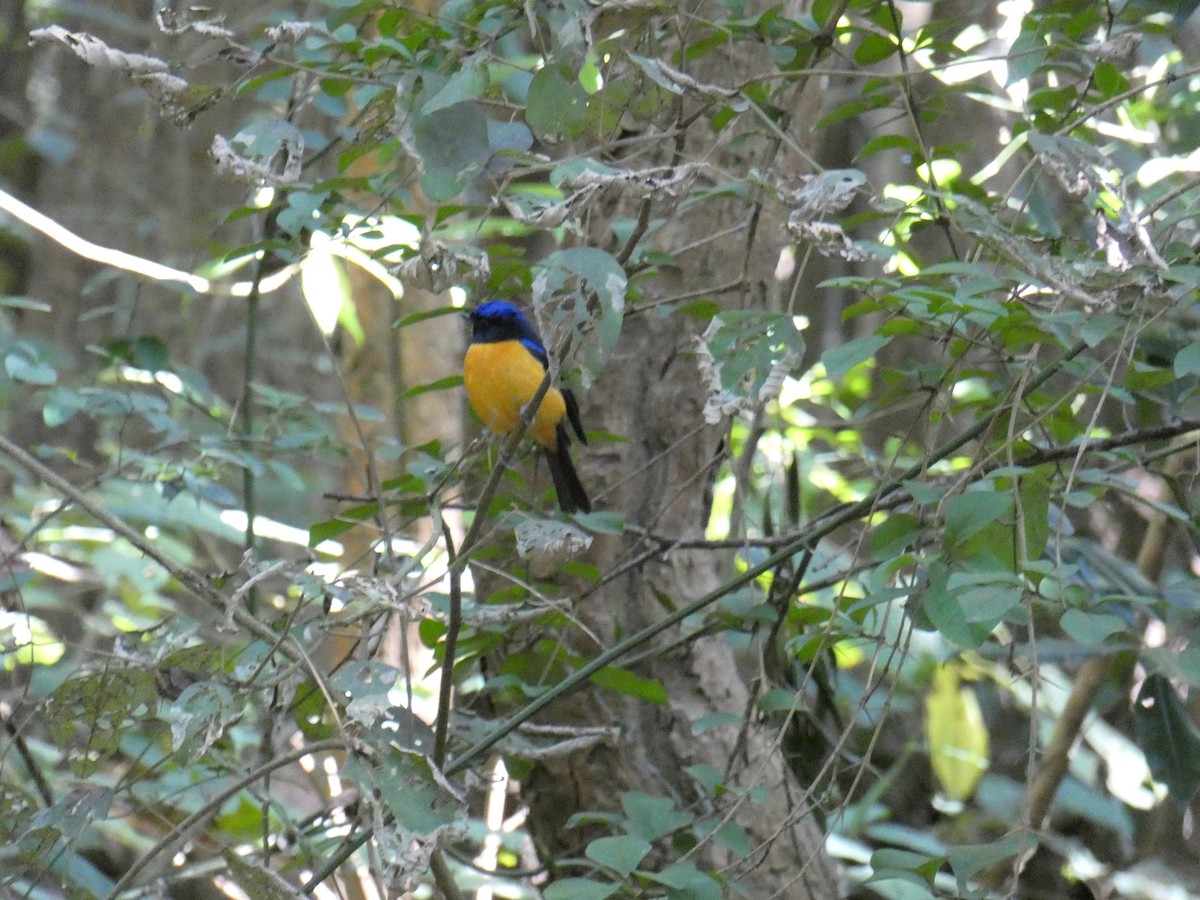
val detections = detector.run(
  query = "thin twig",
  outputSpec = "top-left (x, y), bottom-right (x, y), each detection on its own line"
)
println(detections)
top-left (239, 211), bottom-right (268, 612)
top-left (434, 512), bottom-right (460, 769)
top-left (1, 705), bottom-right (53, 807)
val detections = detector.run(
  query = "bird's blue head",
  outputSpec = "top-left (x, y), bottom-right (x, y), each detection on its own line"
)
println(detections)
top-left (467, 301), bottom-right (546, 359)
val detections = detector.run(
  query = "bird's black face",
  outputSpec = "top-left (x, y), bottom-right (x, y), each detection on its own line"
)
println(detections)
top-left (468, 301), bottom-right (542, 346)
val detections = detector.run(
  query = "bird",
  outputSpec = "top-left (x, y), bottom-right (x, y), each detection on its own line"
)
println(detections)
top-left (463, 300), bottom-right (591, 513)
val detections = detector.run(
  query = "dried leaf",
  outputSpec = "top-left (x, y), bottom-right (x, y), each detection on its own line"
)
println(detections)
top-left (774, 168), bottom-right (866, 220)
top-left (266, 21), bottom-right (316, 45)
top-left (155, 6), bottom-right (234, 39)
top-left (562, 163), bottom-right (701, 200)
top-left (31, 25), bottom-right (170, 75)
top-left (210, 132), bottom-right (302, 186)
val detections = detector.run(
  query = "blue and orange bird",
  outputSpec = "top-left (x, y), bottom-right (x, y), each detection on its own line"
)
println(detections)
top-left (464, 301), bottom-right (591, 513)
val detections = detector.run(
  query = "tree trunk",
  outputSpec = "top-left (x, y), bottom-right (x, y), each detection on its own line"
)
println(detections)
top-left (514, 4), bottom-right (842, 891)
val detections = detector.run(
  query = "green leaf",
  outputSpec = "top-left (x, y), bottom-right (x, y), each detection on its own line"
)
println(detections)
top-left (585, 835), bottom-right (651, 876)
top-left (946, 832), bottom-right (1036, 882)
top-left (1174, 342), bottom-right (1200, 378)
top-left (43, 387), bottom-right (88, 427)
top-left (526, 62), bottom-right (590, 141)
top-left (533, 247), bottom-right (627, 377)
top-left (132, 336), bottom-right (169, 371)
top-left (573, 510), bottom-right (625, 534)
top-left (758, 688), bottom-right (801, 712)
top-left (394, 304), bottom-right (462, 328)
top-left (921, 563), bottom-right (994, 649)
top-left (954, 572), bottom-right (1021, 624)
top-left (869, 848), bottom-right (943, 886)
top-left (543, 879), bottom-right (619, 900)
top-left (422, 57), bottom-right (488, 114)
top-left (692, 711), bottom-right (741, 734)
top-left (812, 0), bottom-right (838, 26)
top-left (402, 375), bottom-right (463, 398)
top-left (1079, 313), bottom-right (1124, 348)
top-left (685, 764), bottom-right (724, 796)
top-left (1135, 673), bottom-right (1200, 804)
top-left (944, 491), bottom-right (1011, 548)
top-left (626, 52), bottom-right (686, 95)
top-left (1179, 642), bottom-right (1200, 685)
top-left (712, 820), bottom-right (751, 856)
top-left (309, 503), bottom-right (378, 546)
top-left (1018, 469), bottom-right (1051, 559)
top-left (643, 861), bottom-right (722, 900)
top-left (821, 334), bottom-right (889, 379)
top-left (5, 352), bottom-right (57, 385)
top-left (590, 665), bottom-right (667, 703)
top-left (1060, 609), bottom-right (1128, 647)
top-left (906, 480), bottom-right (950, 504)
top-left (291, 680), bottom-right (334, 739)
top-left (855, 32), bottom-right (897, 65)
top-left (872, 513), bottom-right (921, 558)
top-left (857, 133), bottom-right (920, 160)
top-left (30, 786), bottom-right (113, 844)
top-left (694, 310), bottom-right (805, 410)
top-left (1092, 61), bottom-right (1129, 98)
top-left (169, 682), bottom-right (237, 763)
top-left (223, 852), bottom-right (308, 900)
top-left (692, 814), bottom-right (752, 856)
top-left (412, 99), bottom-right (490, 202)
top-left (46, 670), bottom-right (158, 776)
top-left (1053, 776), bottom-right (1134, 842)
top-left (620, 792), bottom-right (694, 840)
top-left (331, 661), bottom-right (405, 727)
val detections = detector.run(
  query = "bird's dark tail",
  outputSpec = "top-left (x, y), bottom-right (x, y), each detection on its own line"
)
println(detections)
top-left (544, 442), bottom-right (591, 514)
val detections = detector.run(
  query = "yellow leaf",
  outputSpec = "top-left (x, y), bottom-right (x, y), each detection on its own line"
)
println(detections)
top-left (925, 662), bottom-right (990, 801)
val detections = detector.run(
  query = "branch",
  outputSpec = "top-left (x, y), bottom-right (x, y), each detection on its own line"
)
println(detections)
top-left (1, 705), bottom-right (53, 807)
top-left (629, 418), bottom-right (1200, 552)
top-left (0, 187), bottom-right (296, 299)
top-left (309, 340), bottom-right (1160, 890)
top-left (105, 739), bottom-right (345, 898)
top-left (0, 186), bottom-right (210, 293)
top-left (988, 438), bottom-right (1198, 888)
top-left (0, 435), bottom-right (302, 663)
top-left (447, 341), bottom-right (1092, 775)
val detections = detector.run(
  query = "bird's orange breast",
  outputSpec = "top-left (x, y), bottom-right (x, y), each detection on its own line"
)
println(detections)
top-left (464, 341), bottom-right (566, 449)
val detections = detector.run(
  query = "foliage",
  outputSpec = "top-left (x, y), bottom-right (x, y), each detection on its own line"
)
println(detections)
top-left (3, 0), bottom-right (1200, 898)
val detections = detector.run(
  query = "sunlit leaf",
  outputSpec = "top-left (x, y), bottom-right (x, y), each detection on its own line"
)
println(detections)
top-left (821, 334), bottom-right (889, 379)
top-left (925, 664), bottom-right (989, 801)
